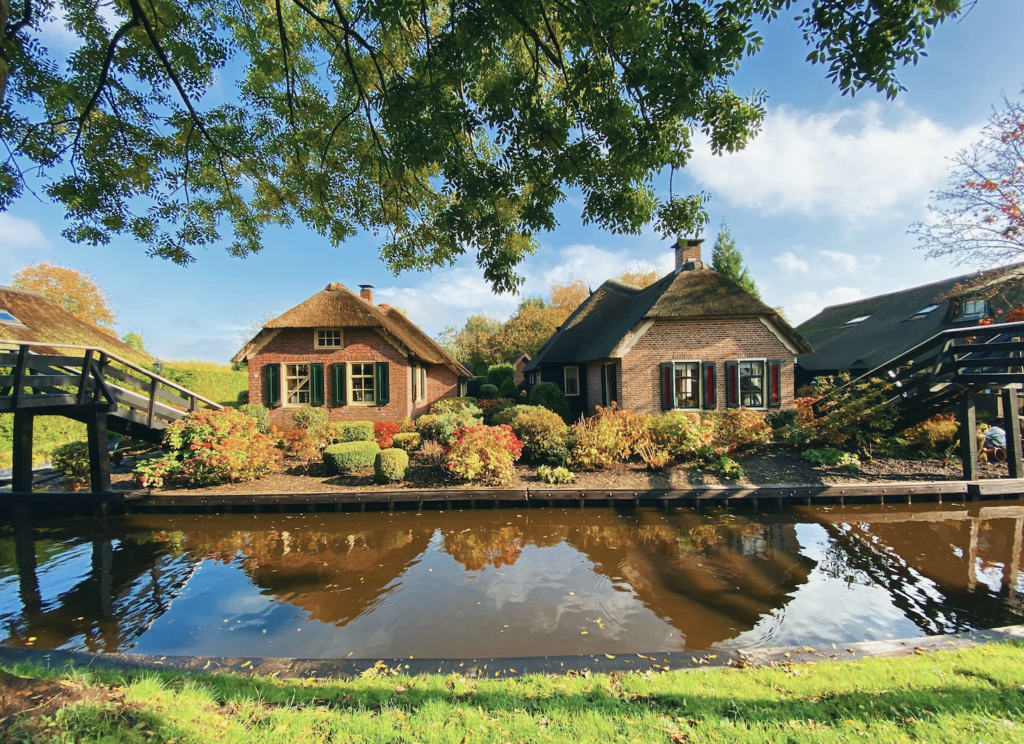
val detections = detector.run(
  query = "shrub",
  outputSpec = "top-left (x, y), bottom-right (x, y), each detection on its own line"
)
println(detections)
top-left (796, 373), bottom-right (897, 453)
top-left (802, 447), bottom-right (860, 471)
top-left (528, 382), bottom-right (571, 421)
top-left (487, 363), bottom-right (516, 388)
top-left (498, 377), bottom-right (520, 399)
top-left (392, 432), bottom-right (422, 451)
top-left (51, 441), bottom-right (91, 489)
top-left (136, 407), bottom-right (280, 488)
top-left (479, 383), bottom-right (499, 400)
top-left (712, 408), bottom-right (772, 452)
top-left (647, 411), bottom-right (715, 459)
top-left (324, 441), bottom-right (380, 473)
top-left (239, 403), bottom-right (271, 434)
top-left (420, 439), bottom-right (444, 462)
top-left (328, 421), bottom-right (375, 443)
top-left (132, 455), bottom-right (181, 489)
top-left (375, 421), bottom-right (401, 449)
top-left (493, 405), bottom-right (569, 463)
top-left (766, 408), bottom-right (798, 433)
top-left (374, 448), bottom-right (410, 484)
top-left (399, 417), bottom-right (417, 433)
top-left (707, 454), bottom-right (744, 480)
top-left (237, 390), bottom-right (250, 405)
top-left (903, 414), bottom-right (959, 454)
top-left (478, 398), bottom-right (515, 422)
top-left (416, 407), bottom-right (482, 445)
top-left (162, 361), bottom-right (247, 406)
top-left (293, 437), bottom-right (321, 472)
top-left (445, 424), bottom-right (523, 485)
top-left (292, 407), bottom-right (328, 431)
top-left (567, 404), bottom-right (651, 470)
top-left (636, 441), bottom-right (671, 470)
top-left (430, 397), bottom-right (479, 415)
top-left (536, 465), bottom-right (576, 484)
top-left (795, 383), bottom-right (818, 398)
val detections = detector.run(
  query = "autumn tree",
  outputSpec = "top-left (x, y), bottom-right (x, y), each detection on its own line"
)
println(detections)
top-left (913, 91), bottom-right (1024, 266)
top-left (617, 262), bottom-right (664, 289)
top-left (711, 222), bottom-right (762, 299)
top-left (11, 262), bottom-right (117, 331)
top-left (0, 0), bottom-right (959, 292)
top-left (548, 276), bottom-right (590, 323)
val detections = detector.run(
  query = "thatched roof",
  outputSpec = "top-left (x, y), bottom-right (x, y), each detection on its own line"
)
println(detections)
top-left (524, 263), bottom-right (810, 370)
top-left (0, 285), bottom-right (154, 367)
top-left (233, 282), bottom-right (471, 376)
top-left (796, 264), bottom-right (1024, 373)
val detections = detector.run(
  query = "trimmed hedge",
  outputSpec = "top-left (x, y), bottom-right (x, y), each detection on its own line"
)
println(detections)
top-left (324, 441), bottom-right (380, 473)
top-left (430, 396), bottom-right (479, 414)
top-left (392, 432), bottom-right (422, 451)
top-left (528, 382), bottom-right (571, 421)
top-left (328, 421), bottom-right (375, 443)
top-left (480, 384), bottom-right (499, 400)
top-left (487, 363), bottom-right (516, 388)
top-left (374, 448), bottom-right (410, 483)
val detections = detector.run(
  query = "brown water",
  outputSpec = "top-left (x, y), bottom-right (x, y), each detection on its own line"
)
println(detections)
top-left (2, 503), bottom-right (1023, 658)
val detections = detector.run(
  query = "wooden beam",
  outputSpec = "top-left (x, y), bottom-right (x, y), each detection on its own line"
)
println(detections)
top-left (11, 413), bottom-right (33, 494)
top-left (1004, 387), bottom-right (1023, 479)
top-left (10, 344), bottom-right (28, 408)
top-left (85, 412), bottom-right (112, 494)
top-left (961, 391), bottom-right (979, 481)
top-left (77, 349), bottom-right (94, 404)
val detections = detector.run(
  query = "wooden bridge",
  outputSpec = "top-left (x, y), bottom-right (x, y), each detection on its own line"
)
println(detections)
top-left (813, 320), bottom-right (1024, 480)
top-left (2, 340), bottom-right (222, 494)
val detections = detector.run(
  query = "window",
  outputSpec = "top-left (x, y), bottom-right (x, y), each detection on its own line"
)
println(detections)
top-left (845, 315), bottom-right (870, 325)
top-left (350, 362), bottom-right (376, 403)
top-left (413, 364), bottom-right (427, 402)
top-left (673, 361), bottom-right (700, 409)
top-left (316, 329), bottom-right (343, 348)
top-left (285, 364), bottom-right (311, 406)
top-left (959, 298), bottom-right (989, 319)
top-left (564, 366), bottom-right (580, 396)
top-left (739, 360), bottom-right (765, 408)
top-left (0, 310), bottom-right (22, 325)
top-left (908, 304), bottom-right (940, 321)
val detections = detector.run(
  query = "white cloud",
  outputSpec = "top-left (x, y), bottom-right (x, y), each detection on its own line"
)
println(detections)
top-left (540, 243), bottom-right (674, 288)
top-left (0, 214), bottom-right (50, 249)
top-left (773, 251), bottom-right (810, 275)
top-left (688, 104), bottom-right (979, 222)
top-left (785, 286), bottom-right (867, 325)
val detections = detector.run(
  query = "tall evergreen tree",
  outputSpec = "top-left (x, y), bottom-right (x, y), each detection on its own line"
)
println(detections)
top-left (711, 222), bottom-right (762, 300)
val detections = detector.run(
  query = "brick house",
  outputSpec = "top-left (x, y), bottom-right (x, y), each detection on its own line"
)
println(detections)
top-left (232, 283), bottom-right (471, 429)
top-left (522, 241), bottom-right (812, 418)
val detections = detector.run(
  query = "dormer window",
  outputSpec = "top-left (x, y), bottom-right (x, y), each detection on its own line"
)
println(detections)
top-left (958, 298), bottom-right (989, 320)
top-left (0, 310), bottom-right (23, 326)
top-left (845, 315), bottom-right (870, 325)
top-left (908, 304), bottom-right (940, 321)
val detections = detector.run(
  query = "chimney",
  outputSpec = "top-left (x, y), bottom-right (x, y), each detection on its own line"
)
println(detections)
top-left (325, 282), bottom-right (344, 291)
top-left (359, 284), bottom-right (374, 304)
top-left (674, 238), bottom-right (704, 270)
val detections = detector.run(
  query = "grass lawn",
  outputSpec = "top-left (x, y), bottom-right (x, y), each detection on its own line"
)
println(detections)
top-left (3, 644), bottom-right (1024, 742)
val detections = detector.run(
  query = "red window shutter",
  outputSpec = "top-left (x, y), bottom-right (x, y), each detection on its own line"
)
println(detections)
top-left (725, 361), bottom-right (738, 408)
top-left (701, 361), bottom-right (717, 409)
top-left (660, 362), bottom-right (673, 410)
top-left (768, 360), bottom-right (782, 408)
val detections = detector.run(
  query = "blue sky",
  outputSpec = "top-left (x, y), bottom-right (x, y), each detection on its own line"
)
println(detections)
top-left (2, 1), bottom-right (1022, 362)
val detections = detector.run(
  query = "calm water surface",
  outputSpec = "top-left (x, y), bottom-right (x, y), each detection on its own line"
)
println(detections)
top-left (2, 504), bottom-right (1023, 658)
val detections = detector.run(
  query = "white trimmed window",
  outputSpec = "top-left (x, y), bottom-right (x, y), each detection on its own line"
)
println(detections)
top-left (350, 362), bottom-right (376, 403)
top-left (285, 363), bottom-right (311, 406)
top-left (673, 361), bottom-right (700, 409)
top-left (738, 359), bottom-right (766, 408)
top-left (564, 366), bottom-right (580, 396)
top-left (315, 329), bottom-right (343, 348)
top-left (959, 298), bottom-right (989, 319)
top-left (413, 364), bottom-right (427, 402)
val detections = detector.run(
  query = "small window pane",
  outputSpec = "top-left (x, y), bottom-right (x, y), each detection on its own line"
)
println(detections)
top-left (674, 362), bottom-right (700, 409)
top-left (285, 364), bottom-right (311, 406)
top-left (739, 361), bottom-right (765, 408)
top-left (351, 363), bottom-right (375, 403)
top-left (317, 329), bottom-right (342, 347)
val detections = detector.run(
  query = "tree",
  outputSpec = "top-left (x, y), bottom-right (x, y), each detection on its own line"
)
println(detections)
top-left (121, 330), bottom-right (147, 353)
top-left (0, 1), bottom-right (958, 292)
top-left (710, 222), bottom-right (762, 299)
top-left (617, 262), bottom-right (664, 289)
top-left (913, 91), bottom-right (1024, 267)
top-left (548, 277), bottom-right (590, 323)
top-left (11, 261), bottom-right (117, 330)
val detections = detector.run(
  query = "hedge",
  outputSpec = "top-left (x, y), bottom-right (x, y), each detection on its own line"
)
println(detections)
top-left (328, 421), bottom-right (375, 443)
top-left (374, 448), bottom-right (410, 483)
top-left (324, 441), bottom-right (380, 473)
top-left (163, 362), bottom-right (248, 406)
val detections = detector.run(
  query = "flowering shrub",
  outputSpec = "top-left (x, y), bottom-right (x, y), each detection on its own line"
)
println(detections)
top-left (135, 407), bottom-right (280, 488)
top-left (445, 424), bottom-right (523, 485)
top-left (712, 408), bottom-right (772, 452)
top-left (292, 437), bottom-right (322, 472)
top-left (536, 464), bottom-right (575, 484)
top-left (392, 432), bottom-right (422, 451)
top-left (133, 455), bottom-right (181, 488)
top-left (493, 405), bottom-right (569, 463)
top-left (647, 411), bottom-right (715, 459)
top-left (374, 421), bottom-right (401, 449)
top-left (567, 404), bottom-right (651, 470)
top-left (51, 441), bottom-right (91, 489)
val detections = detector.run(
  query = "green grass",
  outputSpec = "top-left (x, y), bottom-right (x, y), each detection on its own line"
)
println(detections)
top-left (0, 413), bottom-right (87, 469)
top-left (4, 643), bottom-right (1024, 742)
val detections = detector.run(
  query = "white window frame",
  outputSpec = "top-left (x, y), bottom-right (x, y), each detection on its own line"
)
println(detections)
top-left (283, 363), bottom-right (312, 408)
top-left (959, 298), bottom-right (989, 319)
top-left (413, 363), bottom-right (427, 402)
top-left (349, 361), bottom-right (377, 405)
top-left (564, 365), bottom-right (580, 396)
top-left (314, 328), bottom-right (344, 349)
top-left (738, 358), bottom-right (767, 409)
top-left (671, 360), bottom-right (701, 410)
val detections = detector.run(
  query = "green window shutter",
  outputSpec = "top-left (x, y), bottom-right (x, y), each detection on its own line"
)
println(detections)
top-left (265, 363), bottom-right (281, 407)
top-left (333, 363), bottom-right (347, 406)
top-left (310, 363), bottom-right (325, 406)
top-left (375, 362), bottom-right (390, 405)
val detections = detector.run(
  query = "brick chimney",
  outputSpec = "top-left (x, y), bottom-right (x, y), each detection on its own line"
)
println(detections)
top-left (359, 284), bottom-right (374, 304)
top-left (674, 238), bottom-right (704, 270)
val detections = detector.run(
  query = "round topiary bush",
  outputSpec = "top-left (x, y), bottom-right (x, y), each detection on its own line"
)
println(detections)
top-left (392, 432), bottom-right (422, 451)
top-left (374, 448), bottom-right (410, 483)
top-left (479, 383), bottom-right (499, 400)
top-left (323, 441), bottom-right (380, 473)
top-left (498, 376), bottom-right (520, 399)
top-left (528, 382), bottom-right (571, 421)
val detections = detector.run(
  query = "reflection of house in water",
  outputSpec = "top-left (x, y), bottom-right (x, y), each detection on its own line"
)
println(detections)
top-left (1, 521), bottom-right (196, 653)
top-left (817, 506), bottom-right (1024, 635)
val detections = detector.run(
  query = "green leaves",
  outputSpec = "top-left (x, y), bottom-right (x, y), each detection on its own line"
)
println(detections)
top-left (0, 0), bottom-right (957, 290)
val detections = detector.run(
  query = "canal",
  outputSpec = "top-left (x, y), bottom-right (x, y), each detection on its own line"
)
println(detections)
top-left (2, 503), bottom-right (1022, 658)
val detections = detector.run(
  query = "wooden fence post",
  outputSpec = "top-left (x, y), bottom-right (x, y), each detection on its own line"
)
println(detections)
top-left (12, 412), bottom-right (34, 494)
top-left (960, 391), bottom-right (979, 481)
top-left (1003, 387), bottom-right (1024, 480)
top-left (86, 412), bottom-right (112, 493)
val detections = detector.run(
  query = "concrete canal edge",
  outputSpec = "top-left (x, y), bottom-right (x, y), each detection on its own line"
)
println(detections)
top-left (2, 625), bottom-right (1022, 680)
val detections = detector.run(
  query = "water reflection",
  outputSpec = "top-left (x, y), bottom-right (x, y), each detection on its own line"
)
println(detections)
top-left (1, 504), bottom-right (1023, 658)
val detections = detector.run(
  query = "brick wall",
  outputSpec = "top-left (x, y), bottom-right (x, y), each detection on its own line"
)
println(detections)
top-left (620, 318), bottom-right (796, 415)
top-left (249, 327), bottom-right (458, 429)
